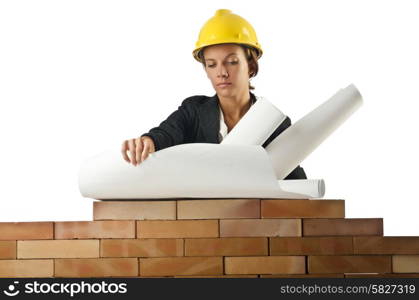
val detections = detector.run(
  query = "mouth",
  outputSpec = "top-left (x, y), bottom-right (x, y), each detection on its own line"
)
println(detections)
top-left (217, 82), bottom-right (232, 88)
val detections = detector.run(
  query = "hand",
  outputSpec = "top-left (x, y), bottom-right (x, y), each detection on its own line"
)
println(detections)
top-left (121, 136), bottom-right (155, 166)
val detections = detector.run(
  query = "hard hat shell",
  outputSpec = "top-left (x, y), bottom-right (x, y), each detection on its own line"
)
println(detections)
top-left (193, 9), bottom-right (263, 62)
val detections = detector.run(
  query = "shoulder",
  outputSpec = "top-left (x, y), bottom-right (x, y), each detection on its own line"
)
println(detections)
top-left (177, 95), bottom-right (218, 116)
top-left (180, 95), bottom-right (217, 106)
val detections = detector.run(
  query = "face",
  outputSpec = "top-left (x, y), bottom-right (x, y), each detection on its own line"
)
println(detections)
top-left (202, 44), bottom-right (251, 98)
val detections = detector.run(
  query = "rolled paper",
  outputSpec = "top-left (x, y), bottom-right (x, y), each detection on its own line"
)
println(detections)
top-left (78, 143), bottom-right (321, 199)
top-left (221, 96), bottom-right (287, 145)
top-left (277, 179), bottom-right (325, 198)
top-left (266, 84), bottom-right (363, 179)
top-left (220, 94), bottom-right (327, 198)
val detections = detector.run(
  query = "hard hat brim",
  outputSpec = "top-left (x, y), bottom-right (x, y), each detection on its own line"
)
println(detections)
top-left (193, 42), bottom-right (263, 63)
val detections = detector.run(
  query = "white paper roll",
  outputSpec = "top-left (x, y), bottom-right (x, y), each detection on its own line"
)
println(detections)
top-left (221, 96), bottom-right (287, 145)
top-left (277, 179), bottom-right (325, 198)
top-left (266, 84), bottom-right (363, 179)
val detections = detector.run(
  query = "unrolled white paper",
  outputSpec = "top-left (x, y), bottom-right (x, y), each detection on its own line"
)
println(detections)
top-left (78, 143), bottom-right (323, 199)
top-left (266, 84), bottom-right (363, 179)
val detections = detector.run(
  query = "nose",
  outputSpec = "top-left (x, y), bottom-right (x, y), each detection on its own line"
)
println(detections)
top-left (216, 64), bottom-right (229, 78)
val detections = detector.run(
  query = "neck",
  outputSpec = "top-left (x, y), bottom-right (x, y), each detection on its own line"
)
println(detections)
top-left (218, 89), bottom-right (252, 120)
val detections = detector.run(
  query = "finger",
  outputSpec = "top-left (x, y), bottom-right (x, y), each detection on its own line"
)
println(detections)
top-left (141, 141), bottom-right (150, 162)
top-left (149, 140), bottom-right (155, 153)
top-left (135, 138), bottom-right (143, 164)
top-left (121, 140), bottom-right (131, 163)
top-left (128, 139), bottom-right (137, 165)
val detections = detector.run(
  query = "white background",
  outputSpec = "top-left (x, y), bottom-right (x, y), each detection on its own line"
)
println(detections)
top-left (0, 0), bottom-right (418, 236)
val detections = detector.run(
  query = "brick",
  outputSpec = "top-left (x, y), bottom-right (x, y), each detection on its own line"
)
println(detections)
top-left (261, 274), bottom-right (345, 278)
top-left (17, 240), bottom-right (99, 258)
top-left (392, 255), bottom-right (419, 273)
top-left (185, 238), bottom-right (268, 256)
top-left (137, 276), bottom-right (175, 278)
top-left (220, 219), bottom-right (301, 237)
top-left (55, 258), bottom-right (138, 277)
top-left (93, 201), bottom-right (176, 220)
top-left (225, 256), bottom-right (305, 275)
top-left (175, 275), bottom-right (258, 278)
top-left (270, 237), bottom-right (353, 255)
top-left (262, 199), bottom-right (345, 218)
top-left (345, 273), bottom-right (419, 278)
top-left (0, 260), bottom-right (53, 277)
top-left (139, 257), bottom-right (223, 276)
top-left (177, 199), bottom-right (260, 219)
top-left (308, 255), bottom-right (391, 273)
top-left (0, 241), bottom-right (16, 259)
top-left (101, 239), bottom-right (183, 257)
top-left (55, 221), bottom-right (135, 239)
top-left (303, 219), bottom-right (383, 236)
top-left (0, 222), bottom-right (53, 240)
top-left (354, 237), bottom-right (419, 254)
top-left (137, 220), bottom-right (218, 238)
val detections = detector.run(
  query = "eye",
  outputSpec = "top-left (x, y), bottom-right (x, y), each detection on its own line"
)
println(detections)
top-left (206, 63), bottom-right (216, 68)
top-left (228, 60), bottom-right (239, 65)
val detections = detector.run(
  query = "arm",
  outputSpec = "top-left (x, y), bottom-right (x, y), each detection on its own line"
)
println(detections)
top-left (141, 99), bottom-right (195, 151)
top-left (262, 116), bottom-right (308, 180)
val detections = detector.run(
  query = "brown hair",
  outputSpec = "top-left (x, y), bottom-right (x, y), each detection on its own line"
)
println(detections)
top-left (198, 44), bottom-right (260, 90)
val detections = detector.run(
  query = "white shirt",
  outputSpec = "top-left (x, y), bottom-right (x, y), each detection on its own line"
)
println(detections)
top-left (218, 97), bottom-right (256, 142)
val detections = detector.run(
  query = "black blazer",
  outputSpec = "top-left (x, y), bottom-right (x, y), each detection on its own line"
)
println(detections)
top-left (141, 93), bottom-right (307, 180)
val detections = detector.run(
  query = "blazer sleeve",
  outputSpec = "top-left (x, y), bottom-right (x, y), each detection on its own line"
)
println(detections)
top-left (262, 116), bottom-right (308, 180)
top-left (141, 99), bottom-right (195, 151)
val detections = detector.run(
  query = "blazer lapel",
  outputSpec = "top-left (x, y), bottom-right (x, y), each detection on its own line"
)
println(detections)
top-left (200, 94), bottom-right (220, 144)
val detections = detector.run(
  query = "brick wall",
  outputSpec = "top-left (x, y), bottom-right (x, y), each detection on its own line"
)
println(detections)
top-left (1, 199), bottom-right (418, 277)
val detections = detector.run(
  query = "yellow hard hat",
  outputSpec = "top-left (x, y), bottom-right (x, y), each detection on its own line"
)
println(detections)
top-left (193, 9), bottom-right (263, 62)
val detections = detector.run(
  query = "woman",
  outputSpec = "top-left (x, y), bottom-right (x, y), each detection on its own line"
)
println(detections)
top-left (121, 9), bottom-right (307, 179)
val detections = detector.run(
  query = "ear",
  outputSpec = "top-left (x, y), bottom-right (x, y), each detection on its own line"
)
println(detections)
top-left (248, 67), bottom-right (254, 77)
